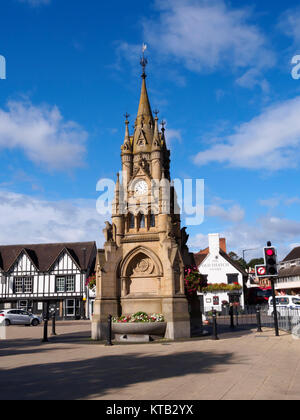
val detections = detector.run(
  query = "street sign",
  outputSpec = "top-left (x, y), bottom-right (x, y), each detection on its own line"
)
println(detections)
top-left (255, 265), bottom-right (267, 277)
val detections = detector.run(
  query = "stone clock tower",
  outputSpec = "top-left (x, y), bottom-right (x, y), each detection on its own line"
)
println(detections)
top-left (91, 59), bottom-right (193, 340)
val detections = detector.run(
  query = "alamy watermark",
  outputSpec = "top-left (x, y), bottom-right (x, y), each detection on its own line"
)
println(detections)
top-left (96, 172), bottom-right (205, 226)
top-left (291, 55), bottom-right (300, 80)
top-left (0, 55), bottom-right (6, 80)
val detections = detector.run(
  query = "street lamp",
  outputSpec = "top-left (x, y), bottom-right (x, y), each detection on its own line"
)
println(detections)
top-left (242, 247), bottom-right (261, 262)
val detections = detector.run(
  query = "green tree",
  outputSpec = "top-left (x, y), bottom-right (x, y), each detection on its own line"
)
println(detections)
top-left (247, 258), bottom-right (264, 269)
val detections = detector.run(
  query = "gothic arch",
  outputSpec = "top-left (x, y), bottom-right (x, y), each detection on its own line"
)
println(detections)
top-left (120, 246), bottom-right (163, 279)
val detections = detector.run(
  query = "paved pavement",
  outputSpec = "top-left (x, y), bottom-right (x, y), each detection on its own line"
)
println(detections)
top-left (1, 321), bottom-right (300, 400)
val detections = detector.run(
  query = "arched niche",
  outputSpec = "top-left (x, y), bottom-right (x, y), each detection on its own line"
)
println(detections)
top-left (120, 247), bottom-right (163, 296)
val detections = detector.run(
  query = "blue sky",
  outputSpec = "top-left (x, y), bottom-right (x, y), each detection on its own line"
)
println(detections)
top-left (1, 0), bottom-right (300, 261)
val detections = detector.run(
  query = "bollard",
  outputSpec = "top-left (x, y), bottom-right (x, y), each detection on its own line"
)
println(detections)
top-left (0, 320), bottom-right (6, 340)
top-left (42, 301), bottom-right (50, 343)
top-left (235, 306), bottom-right (239, 326)
top-left (42, 317), bottom-right (49, 343)
top-left (229, 305), bottom-right (234, 329)
top-left (105, 314), bottom-right (113, 346)
top-left (256, 305), bottom-right (263, 333)
top-left (51, 312), bottom-right (57, 336)
top-left (212, 310), bottom-right (219, 340)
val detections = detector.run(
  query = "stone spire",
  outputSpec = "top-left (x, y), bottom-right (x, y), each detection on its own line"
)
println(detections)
top-left (121, 113), bottom-right (132, 154)
top-left (152, 111), bottom-right (161, 151)
top-left (133, 56), bottom-right (154, 154)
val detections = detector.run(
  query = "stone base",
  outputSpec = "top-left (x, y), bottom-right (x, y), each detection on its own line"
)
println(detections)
top-left (91, 298), bottom-right (119, 341)
top-left (91, 295), bottom-right (191, 341)
top-left (115, 334), bottom-right (151, 343)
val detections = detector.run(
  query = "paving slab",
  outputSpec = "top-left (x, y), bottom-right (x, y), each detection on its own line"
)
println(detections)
top-left (0, 322), bottom-right (300, 400)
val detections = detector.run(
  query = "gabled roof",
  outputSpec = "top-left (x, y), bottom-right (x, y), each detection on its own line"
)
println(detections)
top-left (6, 248), bottom-right (39, 272)
top-left (278, 265), bottom-right (300, 278)
top-left (194, 253), bottom-right (208, 267)
top-left (194, 248), bottom-right (247, 276)
top-left (283, 247), bottom-right (300, 262)
top-left (219, 250), bottom-right (248, 276)
top-left (0, 242), bottom-right (97, 273)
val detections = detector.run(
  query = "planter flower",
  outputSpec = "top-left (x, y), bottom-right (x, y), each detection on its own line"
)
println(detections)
top-left (202, 283), bottom-right (242, 293)
top-left (112, 312), bottom-right (165, 323)
top-left (112, 312), bottom-right (167, 338)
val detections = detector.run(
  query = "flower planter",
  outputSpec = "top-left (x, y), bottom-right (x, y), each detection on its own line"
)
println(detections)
top-left (112, 322), bottom-right (167, 337)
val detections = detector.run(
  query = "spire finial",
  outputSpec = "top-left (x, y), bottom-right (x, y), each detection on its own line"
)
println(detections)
top-left (140, 43), bottom-right (148, 78)
top-left (153, 109), bottom-right (159, 119)
top-left (124, 113), bottom-right (130, 123)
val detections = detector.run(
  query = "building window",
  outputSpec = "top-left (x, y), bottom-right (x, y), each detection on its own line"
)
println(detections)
top-left (227, 274), bottom-right (239, 285)
top-left (56, 277), bottom-right (65, 293)
top-left (14, 277), bottom-right (33, 294)
top-left (55, 275), bottom-right (75, 293)
top-left (150, 213), bottom-right (156, 227)
top-left (139, 213), bottom-right (146, 229)
top-left (128, 213), bottom-right (135, 229)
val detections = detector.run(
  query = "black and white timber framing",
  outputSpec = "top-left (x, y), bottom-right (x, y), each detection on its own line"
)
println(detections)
top-left (0, 242), bottom-right (96, 319)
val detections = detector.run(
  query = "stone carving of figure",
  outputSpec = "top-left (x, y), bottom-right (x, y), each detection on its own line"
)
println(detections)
top-left (181, 227), bottom-right (189, 247)
top-left (103, 221), bottom-right (113, 242)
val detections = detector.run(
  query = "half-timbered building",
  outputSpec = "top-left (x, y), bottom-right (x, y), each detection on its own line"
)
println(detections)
top-left (0, 242), bottom-right (96, 319)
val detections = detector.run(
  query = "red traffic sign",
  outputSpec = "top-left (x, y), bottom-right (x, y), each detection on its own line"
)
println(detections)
top-left (256, 265), bottom-right (267, 277)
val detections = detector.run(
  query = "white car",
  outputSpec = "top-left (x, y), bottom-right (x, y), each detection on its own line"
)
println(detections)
top-left (267, 296), bottom-right (300, 318)
top-left (0, 309), bottom-right (42, 326)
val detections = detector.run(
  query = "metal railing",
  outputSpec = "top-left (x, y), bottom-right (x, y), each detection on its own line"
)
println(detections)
top-left (206, 305), bottom-right (300, 335)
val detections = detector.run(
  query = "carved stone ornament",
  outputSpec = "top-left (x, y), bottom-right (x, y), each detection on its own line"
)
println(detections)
top-left (132, 257), bottom-right (154, 276)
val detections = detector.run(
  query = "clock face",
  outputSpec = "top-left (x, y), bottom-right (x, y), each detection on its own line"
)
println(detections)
top-left (134, 180), bottom-right (148, 196)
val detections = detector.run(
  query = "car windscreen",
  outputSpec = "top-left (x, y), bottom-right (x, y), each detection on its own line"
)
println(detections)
top-left (292, 299), bottom-right (300, 305)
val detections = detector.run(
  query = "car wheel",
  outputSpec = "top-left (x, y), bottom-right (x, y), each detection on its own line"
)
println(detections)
top-left (31, 319), bottom-right (39, 327)
top-left (4, 319), bottom-right (10, 326)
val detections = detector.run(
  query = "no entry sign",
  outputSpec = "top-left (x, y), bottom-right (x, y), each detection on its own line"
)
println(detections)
top-left (256, 265), bottom-right (267, 277)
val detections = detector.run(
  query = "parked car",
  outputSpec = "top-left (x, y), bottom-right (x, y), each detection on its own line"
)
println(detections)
top-left (267, 296), bottom-right (300, 318)
top-left (0, 309), bottom-right (42, 326)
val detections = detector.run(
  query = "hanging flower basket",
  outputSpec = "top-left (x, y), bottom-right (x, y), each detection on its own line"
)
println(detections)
top-left (86, 274), bottom-right (96, 290)
top-left (184, 266), bottom-right (207, 297)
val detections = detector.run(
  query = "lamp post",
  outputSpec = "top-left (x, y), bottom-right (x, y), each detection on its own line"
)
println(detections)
top-left (242, 247), bottom-right (262, 264)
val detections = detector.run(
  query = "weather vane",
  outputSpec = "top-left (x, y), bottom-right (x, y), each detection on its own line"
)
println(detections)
top-left (140, 43), bottom-right (148, 77)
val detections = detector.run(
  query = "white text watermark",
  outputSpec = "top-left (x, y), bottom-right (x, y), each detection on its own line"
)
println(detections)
top-left (96, 173), bottom-right (205, 226)
top-left (291, 55), bottom-right (300, 80)
top-left (0, 55), bottom-right (6, 80)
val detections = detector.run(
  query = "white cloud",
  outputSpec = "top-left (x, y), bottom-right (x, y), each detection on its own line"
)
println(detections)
top-left (0, 100), bottom-right (88, 171)
top-left (0, 190), bottom-right (105, 247)
top-left (194, 96), bottom-right (300, 170)
top-left (236, 68), bottom-right (270, 93)
top-left (206, 204), bottom-right (245, 223)
top-left (165, 128), bottom-right (182, 146)
top-left (191, 216), bottom-right (300, 260)
top-left (143, 0), bottom-right (274, 78)
top-left (278, 7), bottom-right (300, 45)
